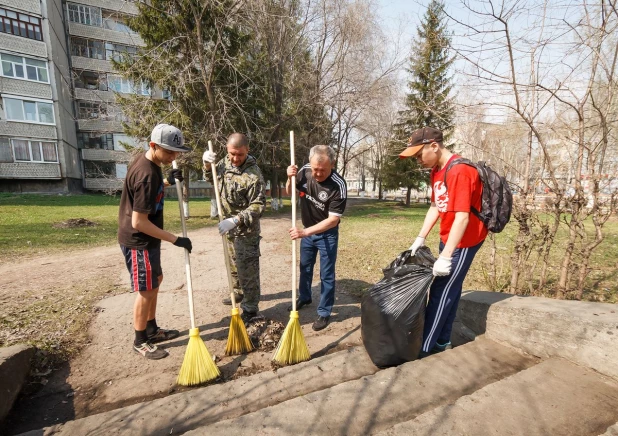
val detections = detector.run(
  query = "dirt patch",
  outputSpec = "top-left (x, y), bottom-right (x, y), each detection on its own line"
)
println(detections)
top-left (2, 217), bottom-right (364, 435)
top-left (52, 218), bottom-right (98, 229)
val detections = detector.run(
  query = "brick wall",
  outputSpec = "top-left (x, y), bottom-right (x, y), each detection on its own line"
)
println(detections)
top-left (0, 162), bottom-right (61, 178)
top-left (0, 121), bottom-right (57, 139)
top-left (0, 77), bottom-right (52, 99)
top-left (0, 33), bottom-right (46, 58)
top-left (1, 0), bottom-right (40, 15)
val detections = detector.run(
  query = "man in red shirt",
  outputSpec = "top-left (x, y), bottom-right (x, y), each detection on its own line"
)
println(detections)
top-left (400, 127), bottom-right (487, 357)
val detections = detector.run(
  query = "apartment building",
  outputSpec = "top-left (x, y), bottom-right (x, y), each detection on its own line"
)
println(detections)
top-left (0, 0), bottom-right (158, 193)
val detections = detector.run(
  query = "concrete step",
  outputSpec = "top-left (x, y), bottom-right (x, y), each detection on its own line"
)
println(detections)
top-left (23, 346), bottom-right (378, 436)
top-left (602, 423), bottom-right (618, 436)
top-left (376, 358), bottom-right (618, 436)
top-left (185, 338), bottom-right (538, 435)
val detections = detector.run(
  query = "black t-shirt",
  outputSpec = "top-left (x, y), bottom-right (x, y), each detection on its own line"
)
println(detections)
top-left (296, 164), bottom-right (347, 228)
top-left (117, 153), bottom-right (165, 249)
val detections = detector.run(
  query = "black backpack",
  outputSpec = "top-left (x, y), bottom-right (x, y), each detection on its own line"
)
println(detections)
top-left (444, 158), bottom-right (513, 233)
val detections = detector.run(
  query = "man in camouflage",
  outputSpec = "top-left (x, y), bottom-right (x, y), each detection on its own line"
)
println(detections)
top-left (203, 133), bottom-right (266, 322)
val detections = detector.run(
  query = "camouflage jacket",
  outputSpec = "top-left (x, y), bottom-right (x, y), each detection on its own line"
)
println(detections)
top-left (210, 155), bottom-right (266, 236)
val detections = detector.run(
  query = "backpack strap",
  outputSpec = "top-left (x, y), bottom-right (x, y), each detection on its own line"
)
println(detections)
top-left (442, 157), bottom-right (481, 219)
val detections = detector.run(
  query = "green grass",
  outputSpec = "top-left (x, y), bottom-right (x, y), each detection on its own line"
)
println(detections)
top-left (1, 194), bottom-right (616, 302)
top-left (0, 193), bottom-right (219, 259)
top-left (336, 198), bottom-right (618, 303)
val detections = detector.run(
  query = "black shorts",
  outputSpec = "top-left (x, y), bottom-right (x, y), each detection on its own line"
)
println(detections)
top-left (121, 246), bottom-right (162, 292)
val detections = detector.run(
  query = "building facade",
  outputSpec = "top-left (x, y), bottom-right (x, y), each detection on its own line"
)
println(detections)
top-left (0, 0), bottom-right (156, 193)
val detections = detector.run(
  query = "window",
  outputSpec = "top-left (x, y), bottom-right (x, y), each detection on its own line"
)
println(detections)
top-left (74, 70), bottom-right (107, 90)
top-left (1, 53), bottom-right (49, 83)
top-left (70, 37), bottom-right (105, 60)
top-left (78, 101), bottom-right (106, 119)
top-left (105, 42), bottom-right (137, 62)
top-left (67, 3), bottom-right (102, 27)
top-left (108, 74), bottom-right (150, 96)
top-left (3, 97), bottom-right (55, 124)
top-left (0, 8), bottom-right (42, 41)
top-left (10, 139), bottom-right (57, 162)
top-left (0, 137), bottom-right (12, 162)
top-left (77, 132), bottom-right (113, 149)
top-left (103, 17), bottom-right (135, 34)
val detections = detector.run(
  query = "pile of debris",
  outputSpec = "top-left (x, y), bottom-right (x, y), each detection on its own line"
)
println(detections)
top-left (245, 318), bottom-right (285, 351)
top-left (52, 218), bottom-right (97, 229)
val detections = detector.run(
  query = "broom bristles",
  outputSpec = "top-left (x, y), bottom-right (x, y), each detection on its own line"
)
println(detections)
top-left (225, 308), bottom-right (253, 355)
top-left (177, 328), bottom-right (220, 386)
top-left (272, 311), bottom-right (311, 365)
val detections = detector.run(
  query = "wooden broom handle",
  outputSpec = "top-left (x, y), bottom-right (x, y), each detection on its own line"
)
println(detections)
top-left (290, 131), bottom-right (297, 311)
top-left (208, 141), bottom-right (238, 310)
top-left (172, 161), bottom-right (196, 329)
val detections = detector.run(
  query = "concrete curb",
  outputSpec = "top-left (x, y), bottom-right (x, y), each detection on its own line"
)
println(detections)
top-left (457, 291), bottom-right (618, 379)
top-left (0, 344), bottom-right (35, 424)
top-left (603, 422), bottom-right (618, 436)
top-left (26, 346), bottom-right (378, 435)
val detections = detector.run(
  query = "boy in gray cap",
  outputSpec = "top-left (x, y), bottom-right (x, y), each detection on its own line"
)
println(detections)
top-left (118, 123), bottom-right (193, 359)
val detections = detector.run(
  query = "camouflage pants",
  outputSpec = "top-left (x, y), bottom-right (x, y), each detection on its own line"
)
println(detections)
top-left (226, 234), bottom-right (261, 313)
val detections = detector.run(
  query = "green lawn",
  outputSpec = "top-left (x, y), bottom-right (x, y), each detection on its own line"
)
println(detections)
top-left (0, 193), bottom-right (218, 258)
top-left (1, 194), bottom-right (616, 302)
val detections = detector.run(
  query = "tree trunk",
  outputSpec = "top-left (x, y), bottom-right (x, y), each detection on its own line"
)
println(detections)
top-left (405, 186), bottom-right (411, 206)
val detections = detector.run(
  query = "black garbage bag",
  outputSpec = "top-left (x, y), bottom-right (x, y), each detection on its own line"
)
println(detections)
top-left (361, 246), bottom-right (435, 368)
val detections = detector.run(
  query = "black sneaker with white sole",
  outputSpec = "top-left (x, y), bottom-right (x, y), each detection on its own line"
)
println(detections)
top-left (133, 341), bottom-right (169, 360)
top-left (148, 328), bottom-right (180, 344)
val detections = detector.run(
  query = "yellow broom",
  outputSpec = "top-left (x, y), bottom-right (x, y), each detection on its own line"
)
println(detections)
top-left (272, 131), bottom-right (311, 365)
top-left (207, 141), bottom-right (253, 355)
top-left (173, 161), bottom-right (220, 386)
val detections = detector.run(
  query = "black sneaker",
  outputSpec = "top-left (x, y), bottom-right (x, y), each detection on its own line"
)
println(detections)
top-left (312, 315), bottom-right (330, 331)
top-left (223, 293), bottom-right (243, 305)
top-left (287, 298), bottom-right (312, 311)
top-left (148, 328), bottom-right (180, 344)
top-left (133, 341), bottom-right (169, 360)
top-left (240, 311), bottom-right (264, 324)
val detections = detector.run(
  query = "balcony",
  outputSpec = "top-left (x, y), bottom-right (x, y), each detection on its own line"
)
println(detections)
top-left (71, 56), bottom-right (113, 73)
top-left (0, 162), bottom-right (61, 179)
top-left (83, 177), bottom-right (123, 191)
top-left (74, 87), bottom-right (116, 103)
top-left (81, 148), bottom-right (129, 162)
top-left (72, 0), bottom-right (139, 15)
top-left (77, 119), bottom-right (123, 132)
top-left (68, 22), bottom-right (144, 47)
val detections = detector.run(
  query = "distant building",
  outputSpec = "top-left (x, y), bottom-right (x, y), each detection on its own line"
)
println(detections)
top-left (0, 0), bottom-right (165, 193)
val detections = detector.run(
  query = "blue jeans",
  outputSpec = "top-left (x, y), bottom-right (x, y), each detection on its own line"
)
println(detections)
top-left (422, 240), bottom-right (484, 353)
top-left (298, 227), bottom-right (339, 317)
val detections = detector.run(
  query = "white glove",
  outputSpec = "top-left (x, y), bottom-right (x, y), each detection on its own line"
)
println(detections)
top-left (408, 236), bottom-right (425, 256)
top-left (433, 255), bottom-right (452, 276)
top-left (218, 217), bottom-right (238, 235)
top-left (202, 150), bottom-right (217, 163)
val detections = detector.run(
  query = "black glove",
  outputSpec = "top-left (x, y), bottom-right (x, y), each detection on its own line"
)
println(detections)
top-left (167, 168), bottom-right (183, 186)
top-left (173, 236), bottom-right (192, 253)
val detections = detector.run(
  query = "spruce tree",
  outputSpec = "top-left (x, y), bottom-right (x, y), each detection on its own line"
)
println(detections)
top-left (382, 0), bottom-right (454, 205)
top-left (401, 0), bottom-right (454, 137)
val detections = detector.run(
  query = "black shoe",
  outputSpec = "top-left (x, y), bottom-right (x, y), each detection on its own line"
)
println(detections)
top-left (240, 310), bottom-right (263, 324)
top-left (312, 315), bottom-right (330, 331)
top-left (223, 293), bottom-right (243, 305)
top-left (288, 298), bottom-right (312, 311)
top-left (148, 328), bottom-right (180, 344)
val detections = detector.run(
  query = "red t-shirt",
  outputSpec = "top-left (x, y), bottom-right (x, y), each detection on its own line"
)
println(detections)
top-left (430, 155), bottom-right (488, 248)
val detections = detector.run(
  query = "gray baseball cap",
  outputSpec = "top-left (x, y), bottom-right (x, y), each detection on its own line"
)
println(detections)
top-left (150, 123), bottom-right (190, 152)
